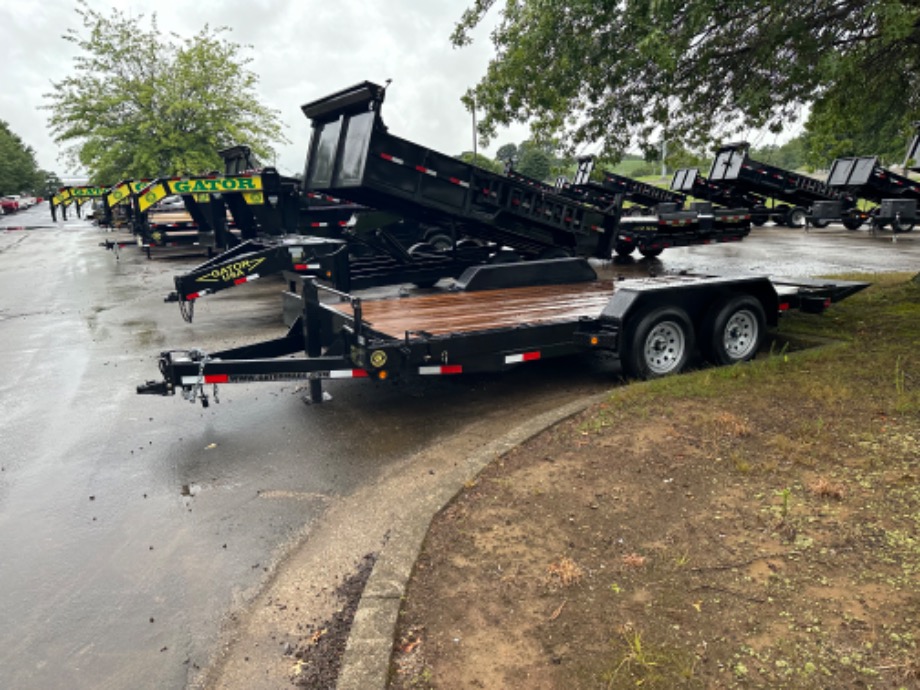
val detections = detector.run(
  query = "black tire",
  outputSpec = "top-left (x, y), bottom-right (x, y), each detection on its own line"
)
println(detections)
top-left (614, 242), bottom-right (635, 257)
top-left (638, 247), bottom-right (663, 258)
top-left (751, 206), bottom-right (769, 226)
top-left (423, 232), bottom-right (453, 251)
top-left (701, 295), bottom-right (766, 366)
top-left (811, 218), bottom-right (830, 228)
top-left (892, 219), bottom-right (915, 233)
top-left (627, 206), bottom-right (645, 217)
top-left (842, 217), bottom-right (863, 231)
top-left (623, 307), bottom-right (695, 379)
top-left (786, 207), bottom-right (807, 228)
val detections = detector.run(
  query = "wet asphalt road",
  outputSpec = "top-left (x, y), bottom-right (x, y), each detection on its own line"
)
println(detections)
top-left (0, 205), bottom-right (918, 689)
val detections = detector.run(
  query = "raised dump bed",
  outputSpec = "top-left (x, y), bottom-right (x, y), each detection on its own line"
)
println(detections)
top-left (600, 169), bottom-right (686, 214)
top-left (300, 82), bottom-right (617, 260)
top-left (670, 168), bottom-right (766, 209)
top-left (709, 142), bottom-right (856, 227)
top-left (822, 156), bottom-right (920, 231)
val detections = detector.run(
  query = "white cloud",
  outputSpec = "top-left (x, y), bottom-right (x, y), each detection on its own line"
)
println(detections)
top-left (0, 0), bottom-right (530, 178)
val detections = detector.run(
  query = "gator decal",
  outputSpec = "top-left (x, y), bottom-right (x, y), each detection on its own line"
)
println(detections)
top-left (138, 182), bottom-right (169, 213)
top-left (195, 257), bottom-right (267, 284)
top-left (170, 176), bottom-right (262, 194)
top-left (70, 186), bottom-right (107, 198)
top-left (242, 191), bottom-right (264, 205)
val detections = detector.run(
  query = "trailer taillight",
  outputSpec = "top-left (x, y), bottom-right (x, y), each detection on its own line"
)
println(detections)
top-left (779, 302), bottom-right (790, 312)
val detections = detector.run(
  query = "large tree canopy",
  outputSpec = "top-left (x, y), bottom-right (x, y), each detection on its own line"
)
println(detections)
top-left (454, 1), bottom-right (920, 164)
top-left (44, 2), bottom-right (286, 184)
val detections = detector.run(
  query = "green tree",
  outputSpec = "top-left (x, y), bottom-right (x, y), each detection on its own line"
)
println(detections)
top-left (44, 1), bottom-right (286, 184)
top-left (0, 121), bottom-right (43, 195)
top-left (452, 1), bottom-right (920, 161)
top-left (752, 136), bottom-right (808, 171)
top-left (456, 151), bottom-right (504, 173)
top-left (494, 143), bottom-right (518, 164)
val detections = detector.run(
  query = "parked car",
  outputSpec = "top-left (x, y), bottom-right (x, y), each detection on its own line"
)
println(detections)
top-left (1, 196), bottom-right (21, 214)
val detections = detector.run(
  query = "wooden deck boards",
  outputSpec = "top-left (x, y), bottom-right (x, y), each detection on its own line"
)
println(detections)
top-left (334, 280), bottom-right (617, 337)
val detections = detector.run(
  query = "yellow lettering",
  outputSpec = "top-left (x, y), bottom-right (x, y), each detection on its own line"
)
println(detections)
top-left (196, 257), bottom-right (266, 283)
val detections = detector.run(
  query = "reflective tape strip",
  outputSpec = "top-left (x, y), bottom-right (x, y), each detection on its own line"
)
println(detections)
top-left (233, 274), bottom-right (260, 285)
top-left (181, 374), bottom-right (229, 385)
top-left (310, 222), bottom-right (330, 227)
top-left (419, 365), bottom-right (463, 375)
top-left (381, 153), bottom-right (471, 189)
top-left (505, 352), bottom-right (541, 364)
top-left (329, 369), bottom-right (369, 379)
top-left (293, 263), bottom-right (322, 271)
top-left (186, 289), bottom-right (212, 300)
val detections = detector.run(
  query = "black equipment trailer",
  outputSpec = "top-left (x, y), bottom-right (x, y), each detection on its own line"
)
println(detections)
top-left (137, 258), bottom-right (868, 406)
top-left (709, 142), bottom-right (857, 228)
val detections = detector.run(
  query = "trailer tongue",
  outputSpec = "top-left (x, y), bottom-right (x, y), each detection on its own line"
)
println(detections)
top-left (137, 259), bottom-right (868, 407)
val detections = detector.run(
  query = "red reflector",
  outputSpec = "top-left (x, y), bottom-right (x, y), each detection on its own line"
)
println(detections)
top-left (442, 365), bottom-right (463, 374)
top-left (779, 302), bottom-right (790, 312)
top-left (522, 352), bottom-right (541, 362)
top-left (234, 277), bottom-right (247, 285)
top-left (353, 369), bottom-right (369, 378)
top-left (186, 293), bottom-right (200, 301)
top-left (204, 374), bottom-right (229, 384)
top-left (380, 153), bottom-right (394, 161)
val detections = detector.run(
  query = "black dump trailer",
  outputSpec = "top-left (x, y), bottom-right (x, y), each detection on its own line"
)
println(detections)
top-left (556, 158), bottom-right (751, 258)
top-left (670, 168), bottom-right (767, 210)
top-left (709, 142), bottom-right (857, 228)
top-left (137, 257), bottom-right (868, 406)
top-left (821, 155), bottom-right (920, 232)
top-left (301, 82), bottom-right (620, 261)
top-left (596, 168), bottom-right (687, 215)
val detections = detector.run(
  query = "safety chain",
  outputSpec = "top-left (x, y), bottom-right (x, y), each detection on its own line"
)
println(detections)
top-left (182, 349), bottom-right (219, 407)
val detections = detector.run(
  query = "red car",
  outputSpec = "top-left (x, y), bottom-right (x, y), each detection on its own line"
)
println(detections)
top-left (1, 196), bottom-right (21, 214)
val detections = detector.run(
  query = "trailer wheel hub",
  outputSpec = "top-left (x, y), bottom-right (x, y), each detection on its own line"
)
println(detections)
top-left (723, 310), bottom-right (758, 358)
top-left (643, 321), bottom-right (687, 375)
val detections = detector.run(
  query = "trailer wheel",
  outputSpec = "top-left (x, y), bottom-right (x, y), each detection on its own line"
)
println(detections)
top-left (891, 219), bottom-right (915, 233)
top-left (751, 206), bottom-right (768, 226)
top-left (811, 218), bottom-right (830, 228)
top-left (786, 207), bottom-right (807, 228)
top-left (702, 295), bottom-right (766, 366)
top-left (638, 247), bottom-right (663, 258)
top-left (408, 242), bottom-right (438, 257)
top-left (624, 307), bottom-right (694, 379)
top-left (614, 242), bottom-right (635, 257)
top-left (842, 217), bottom-right (863, 231)
top-left (424, 232), bottom-right (453, 251)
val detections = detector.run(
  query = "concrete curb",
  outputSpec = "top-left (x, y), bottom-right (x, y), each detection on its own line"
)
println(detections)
top-left (335, 391), bottom-right (612, 689)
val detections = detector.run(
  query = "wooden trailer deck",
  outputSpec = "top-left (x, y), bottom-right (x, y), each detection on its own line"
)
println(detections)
top-left (333, 280), bottom-right (618, 337)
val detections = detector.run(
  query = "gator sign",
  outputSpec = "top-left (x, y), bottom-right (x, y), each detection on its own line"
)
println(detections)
top-left (138, 175), bottom-right (264, 213)
top-left (106, 181), bottom-right (151, 208)
top-left (70, 186), bottom-right (108, 198)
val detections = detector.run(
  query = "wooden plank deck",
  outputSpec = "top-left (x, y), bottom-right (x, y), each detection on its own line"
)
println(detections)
top-left (333, 280), bottom-right (617, 337)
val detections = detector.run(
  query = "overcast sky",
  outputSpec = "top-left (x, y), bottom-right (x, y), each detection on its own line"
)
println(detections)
top-left (0, 0), bottom-right (530, 179)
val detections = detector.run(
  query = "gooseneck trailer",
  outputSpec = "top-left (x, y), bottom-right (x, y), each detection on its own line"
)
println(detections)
top-left (137, 258), bottom-right (867, 406)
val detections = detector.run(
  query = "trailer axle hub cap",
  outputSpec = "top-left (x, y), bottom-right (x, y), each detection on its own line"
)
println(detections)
top-left (644, 321), bottom-right (686, 375)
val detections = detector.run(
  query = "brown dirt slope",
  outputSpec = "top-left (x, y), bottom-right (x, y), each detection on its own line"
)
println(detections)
top-left (390, 274), bottom-right (920, 689)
